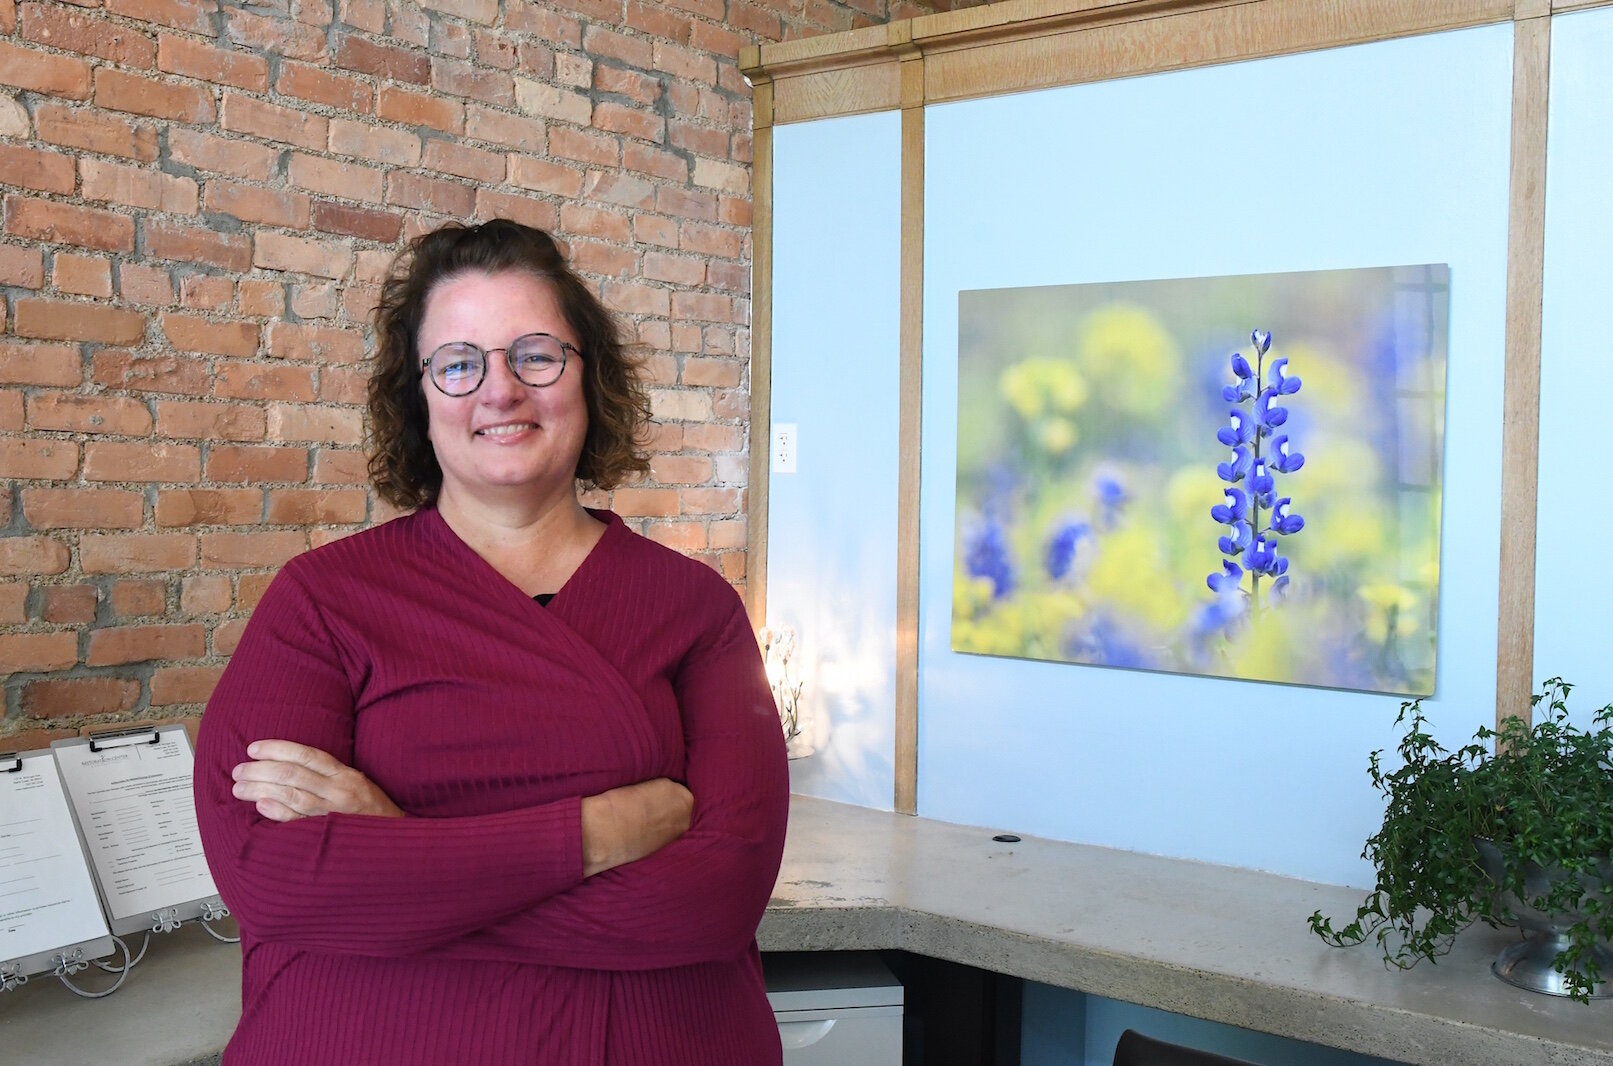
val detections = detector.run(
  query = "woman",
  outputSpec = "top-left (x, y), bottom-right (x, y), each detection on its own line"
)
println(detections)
top-left (194, 219), bottom-right (790, 1066)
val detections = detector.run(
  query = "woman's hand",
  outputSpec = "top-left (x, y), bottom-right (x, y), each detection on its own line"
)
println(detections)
top-left (579, 778), bottom-right (693, 877)
top-left (232, 740), bottom-right (405, 822)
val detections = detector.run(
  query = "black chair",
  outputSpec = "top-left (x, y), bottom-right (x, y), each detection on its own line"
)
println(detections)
top-left (1113, 1028), bottom-right (1262, 1066)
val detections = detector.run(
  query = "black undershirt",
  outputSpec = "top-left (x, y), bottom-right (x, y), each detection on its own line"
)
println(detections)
top-left (533, 593), bottom-right (555, 607)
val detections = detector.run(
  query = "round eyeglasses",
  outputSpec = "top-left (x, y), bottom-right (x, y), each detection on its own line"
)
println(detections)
top-left (420, 333), bottom-right (580, 396)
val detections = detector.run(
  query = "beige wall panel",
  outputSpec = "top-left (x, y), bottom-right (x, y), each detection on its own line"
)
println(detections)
top-left (1494, 16), bottom-right (1551, 727)
top-left (894, 65), bottom-right (925, 815)
top-left (923, 0), bottom-right (1513, 104)
top-left (772, 63), bottom-right (903, 125)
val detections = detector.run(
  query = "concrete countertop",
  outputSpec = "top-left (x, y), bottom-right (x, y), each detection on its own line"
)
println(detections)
top-left (3, 795), bottom-right (1610, 1065)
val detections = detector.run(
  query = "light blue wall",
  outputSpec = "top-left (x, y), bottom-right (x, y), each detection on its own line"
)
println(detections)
top-left (1532, 7), bottom-right (1613, 723)
top-left (767, 111), bottom-right (903, 809)
top-left (918, 25), bottom-right (1516, 889)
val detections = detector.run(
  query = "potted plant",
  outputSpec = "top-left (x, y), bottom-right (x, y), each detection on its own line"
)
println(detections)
top-left (1309, 678), bottom-right (1613, 1002)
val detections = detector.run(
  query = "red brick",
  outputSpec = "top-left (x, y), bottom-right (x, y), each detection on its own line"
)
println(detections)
top-left (310, 200), bottom-right (401, 243)
top-left (0, 40), bottom-right (93, 98)
top-left (688, 18), bottom-right (746, 58)
top-left (559, 202), bottom-right (630, 243)
top-left (80, 532), bottom-right (197, 573)
top-left (34, 101), bottom-right (158, 160)
top-left (110, 578), bottom-right (167, 616)
top-left (463, 104), bottom-right (545, 150)
top-left (506, 1), bottom-right (580, 45)
top-left (0, 340), bottom-right (81, 386)
top-left (203, 180), bottom-right (311, 229)
top-left (221, 92), bottom-right (327, 150)
top-left (683, 487), bottom-right (743, 516)
top-left (669, 118), bottom-right (728, 160)
top-left (165, 130), bottom-right (272, 184)
top-left (0, 633), bottom-right (78, 671)
top-left (515, 40), bottom-right (553, 78)
top-left (594, 61), bottom-right (662, 106)
top-left (143, 218), bottom-right (252, 271)
top-left (265, 487), bottom-right (366, 523)
top-left (94, 68), bottom-right (215, 122)
top-left (429, 56), bottom-right (513, 106)
top-left (224, 9), bottom-right (326, 60)
top-left (155, 399), bottom-right (265, 441)
top-left (289, 282), bottom-right (337, 319)
top-left (254, 232), bottom-right (352, 278)
top-left (267, 403), bottom-right (362, 444)
top-left (650, 454), bottom-right (713, 484)
top-left (682, 356), bottom-right (741, 387)
top-left (307, 448), bottom-right (362, 485)
top-left (600, 279), bottom-right (669, 317)
top-left (421, 140), bottom-right (504, 184)
top-left (214, 617), bottom-right (248, 655)
top-left (341, 281), bottom-right (379, 320)
top-left (155, 487), bottom-right (262, 525)
top-left (311, 384), bottom-right (363, 425)
top-left (0, 583), bottom-right (26, 624)
top-left (83, 440), bottom-right (199, 482)
top-left (706, 260), bottom-right (747, 292)
top-left (40, 583), bottom-right (96, 624)
top-left (180, 274), bottom-right (232, 310)
top-left (417, 0), bottom-right (494, 23)
top-left (86, 622), bottom-right (206, 664)
top-left (214, 360), bottom-right (316, 401)
top-left (334, 33), bottom-right (429, 84)
top-left (53, 254), bottom-right (113, 298)
top-left (80, 159), bottom-right (199, 214)
top-left (0, 437), bottom-right (80, 479)
top-left (150, 664), bottom-right (225, 705)
top-left (0, 244), bottom-right (45, 287)
top-left (278, 60), bottom-right (373, 113)
top-left (612, 487), bottom-right (678, 517)
top-left (106, 0), bottom-right (217, 36)
top-left (680, 220), bottom-right (742, 257)
top-left (288, 152), bottom-right (384, 202)
top-left (569, 240), bottom-right (636, 277)
top-left (593, 101), bottom-right (663, 143)
top-left (581, 24), bottom-right (652, 69)
top-left (19, 4), bottom-right (157, 66)
top-left (657, 186), bottom-right (719, 223)
top-left (0, 144), bottom-right (76, 195)
top-left (27, 391), bottom-right (153, 434)
top-left (267, 324), bottom-right (363, 367)
top-left (22, 487), bottom-right (143, 529)
top-left (671, 291), bottom-right (732, 323)
top-left (157, 313), bottom-right (258, 358)
top-left (515, 77), bottom-right (590, 125)
top-left (237, 279), bottom-right (284, 316)
top-left (294, 0), bottom-right (334, 28)
top-left (646, 520), bottom-right (706, 551)
top-left (386, 172), bottom-right (475, 216)
top-left (0, 536), bottom-right (71, 577)
top-left (547, 125), bottom-right (617, 166)
top-left (337, 0), bottom-right (384, 32)
top-left (0, 391), bottom-right (22, 432)
top-left (92, 351), bottom-right (207, 396)
top-left (473, 189), bottom-right (557, 231)
top-left (327, 118), bottom-right (420, 168)
top-left (509, 156), bottom-right (582, 196)
top-left (206, 444), bottom-right (307, 483)
top-left (6, 196), bottom-right (135, 254)
top-left (180, 573), bottom-right (231, 614)
top-left (378, 84), bottom-right (463, 133)
top-left (387, 0), bottom-right (428, 46)
top-left (201, 530), bottom-right (305, 567)
top-left (158, 34), bottom-right (268, 91)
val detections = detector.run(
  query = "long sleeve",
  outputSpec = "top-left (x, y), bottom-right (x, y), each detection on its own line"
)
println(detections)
top-left (441, 588), bottom-right (790, 970)
top-left (194, 564), bottom-right (588, 957)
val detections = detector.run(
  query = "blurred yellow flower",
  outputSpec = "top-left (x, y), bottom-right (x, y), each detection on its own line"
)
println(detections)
top-left (1000, 358), bottom-right (1088, 420)
top-left (1084, 527), bottom-right (1188, 631)
top-left (1360, 583), bottom-right (1421, 642)
top-left (1075, 304), bottom-right (1180, 415)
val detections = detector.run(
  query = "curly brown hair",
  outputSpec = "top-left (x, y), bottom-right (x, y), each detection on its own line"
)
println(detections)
top-left (367, 218), bottom-right (651, 509)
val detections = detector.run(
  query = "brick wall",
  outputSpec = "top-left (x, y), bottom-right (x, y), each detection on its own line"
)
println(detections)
top-left (0, 0), bottom-right (972, 749)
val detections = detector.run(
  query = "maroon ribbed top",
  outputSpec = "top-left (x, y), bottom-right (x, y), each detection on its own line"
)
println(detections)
top-left (194, 508), bottom-right (789, 1065)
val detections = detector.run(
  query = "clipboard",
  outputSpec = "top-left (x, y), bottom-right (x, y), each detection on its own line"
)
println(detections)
top-left (50, 725), bottom-right (228, 938)
top-left (0, 747), bottom-right (117, 989)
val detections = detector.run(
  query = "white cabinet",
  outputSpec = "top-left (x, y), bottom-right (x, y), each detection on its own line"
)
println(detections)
top-left (765, 952), bottom-right (904, 1066)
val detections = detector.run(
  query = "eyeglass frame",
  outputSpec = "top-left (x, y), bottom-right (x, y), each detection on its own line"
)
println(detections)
top-left (419, 332), bottom-right (582, 396)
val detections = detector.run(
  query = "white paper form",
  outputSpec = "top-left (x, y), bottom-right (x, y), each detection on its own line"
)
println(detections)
top-left (53, 728), bottom-right (218, 924)
top-left (1, 752), bottom-right (112, 966)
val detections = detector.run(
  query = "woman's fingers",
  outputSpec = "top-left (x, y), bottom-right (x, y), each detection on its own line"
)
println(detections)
top-left (231, 740), bottom-right (405, 820)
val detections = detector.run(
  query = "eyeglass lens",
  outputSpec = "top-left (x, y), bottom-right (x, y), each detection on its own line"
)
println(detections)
top-left (427, 334), bottom-right (568, 395)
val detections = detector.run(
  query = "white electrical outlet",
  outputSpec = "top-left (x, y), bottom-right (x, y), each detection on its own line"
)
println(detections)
top-left (771, 423), bottom-right (797, 474)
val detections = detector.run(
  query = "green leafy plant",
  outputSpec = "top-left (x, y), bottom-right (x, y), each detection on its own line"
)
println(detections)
top-left (1309, 677), bottom-right (1613, 1001)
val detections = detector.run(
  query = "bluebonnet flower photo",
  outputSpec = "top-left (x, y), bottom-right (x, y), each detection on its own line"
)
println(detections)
top-left (953, 265), bottom-right (1449, 695)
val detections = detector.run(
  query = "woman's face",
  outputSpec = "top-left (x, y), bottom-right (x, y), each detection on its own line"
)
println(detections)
top-left (417, 269), bottom-right (588, 509)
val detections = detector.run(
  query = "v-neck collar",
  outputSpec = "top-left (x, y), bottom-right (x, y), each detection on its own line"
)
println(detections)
top-left (421, 505), bottom-right (623, 610)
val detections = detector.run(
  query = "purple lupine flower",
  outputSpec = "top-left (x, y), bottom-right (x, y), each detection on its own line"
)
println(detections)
top-left (1094, 473), bottom-right (1128, 528)
top-left (1205, 329), bottom-right (1304, 616)
top-left (1045, 518), bottom-right (1090, 580)
top-left (965, 517), bottom-right (1015, 599)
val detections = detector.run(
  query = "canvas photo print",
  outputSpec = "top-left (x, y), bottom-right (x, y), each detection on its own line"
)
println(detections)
top-left (952, 265), bottom-right (1450, 695)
